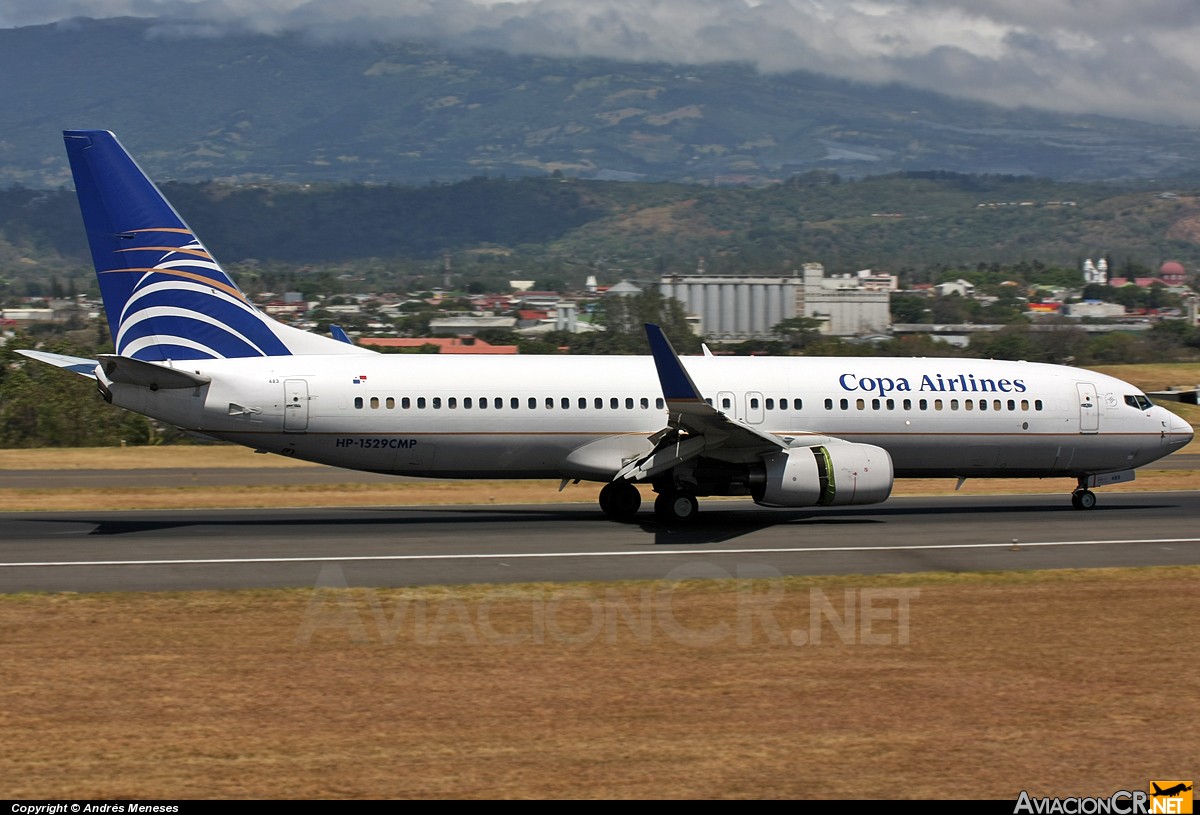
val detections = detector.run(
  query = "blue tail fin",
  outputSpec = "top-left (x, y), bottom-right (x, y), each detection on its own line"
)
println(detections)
top-left (64, 130), bottom-right (370, 361)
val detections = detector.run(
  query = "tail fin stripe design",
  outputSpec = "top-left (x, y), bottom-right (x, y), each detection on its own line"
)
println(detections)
top-left (117, 245), bottom-right (215, 260)
top-left (116, 309), bottom-right (270, 359)
top-left (122, 337), bottom-right (222, 360)
top-left (100, 267), bottom-right (250, 302)
top-left (65, 129), bottom-right (373, 359)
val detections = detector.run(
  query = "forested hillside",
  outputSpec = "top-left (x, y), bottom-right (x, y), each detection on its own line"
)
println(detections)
top-left (3, 171), bottom-right (1198, 299)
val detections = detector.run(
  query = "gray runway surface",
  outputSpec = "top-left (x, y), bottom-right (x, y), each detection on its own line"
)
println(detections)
top-left (2, 491), bottom-right (1199, 593)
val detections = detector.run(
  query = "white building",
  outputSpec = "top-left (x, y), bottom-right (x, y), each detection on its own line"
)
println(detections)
top-left (659, 262), bottom-right (890, 340)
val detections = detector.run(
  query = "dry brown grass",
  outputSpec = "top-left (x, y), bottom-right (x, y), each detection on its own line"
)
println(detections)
top-left (1, 568), bottom-right (1196, 799)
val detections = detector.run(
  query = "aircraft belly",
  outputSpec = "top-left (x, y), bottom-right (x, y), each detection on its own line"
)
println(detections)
top-left (874, 433), bottom-right (1136, 476)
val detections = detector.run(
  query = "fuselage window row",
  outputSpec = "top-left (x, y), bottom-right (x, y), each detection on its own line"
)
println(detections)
top-left (354, 396), bottom-right (669, 411)
top-left (352, 395), bottom-right (1048, 413)
top-left (822, 397), bottom-right (1044, 412)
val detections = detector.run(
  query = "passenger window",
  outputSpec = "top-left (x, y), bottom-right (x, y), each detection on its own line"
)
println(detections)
top-left (562, 397), bottom-right (570, 409)
top-left (950, 399), bottom-right (959, 410)
top-left (370, 396), bottom-right (380, 409)
top-left (656, 398), bottom-right (665, 410)
top-left (722, 397), bottom-right (732, 409)
top-left (886, 399), bottom-right (895, 410)
top-left (402, 397), bottom-right (411, 409)
top-left (919, 399), bottom-right (928, 410)
top-left (495, 397), bottom-right (502, 409)
top-left (640, 397), bottom-right (649, 409)
top-left (479, 397), bottom-right (487, 410)
top-left (840, 399), bottom-right (849, 410)
top-left (1020, 400), bottom-right (1029, 411)
top-left (528, 397), bottom-right (537, 409)
top-left (417, 397), bottom-right (426, 409)
top-left (705, 398), bottom-right (713, 406)
top-left (448, 397), bottom-right (457, 409)
top-left (934, 399), bottom-right (943, 411)
top-left (977, 400), bottom-right (986, 411)
top-left (825, 398), bottom-right (833, 410)
top-left (595, 397), bottom-right (603, 409)
top-left (766, 398), bottom-right (775, 410)
top-left (750, 397), bottom-right (760, 409)
top-left (903, 399), bottom-right (911, 410)
top-left (1035, 400), bottom-right (1044, 411)
top-left (432, 397), bottom-right (441, 409)
top-left (965, 400), bottom-right (974, 411)
top-left (386, 397), bottom-right (395, 409)
top-left (625, 397), bottom-right (634, 409)
top-left (546, 397), bottom-right (554, 409)
top-left (856, 399), bottom-right (865, 410)
top-left (1007, 400), bottom-right (1016, 411)
top-left (463, 397), bottom-right (471, 408)
top-left (511, 397), bottom-right (518, 409)
top-left (993, 400), bottom-right (1002, 411)
top-left (871, 399), bottom-right (880, 410)
top-left (579, 397), bottom-right (587, 409)
top-left (611, 397), bottom-right (619, 409)
top-left (354, 397), bottom-right (363, 409)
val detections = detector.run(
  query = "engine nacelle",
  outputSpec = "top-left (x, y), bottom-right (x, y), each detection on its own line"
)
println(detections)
top-left (753, 443), bottom-right (893, 507)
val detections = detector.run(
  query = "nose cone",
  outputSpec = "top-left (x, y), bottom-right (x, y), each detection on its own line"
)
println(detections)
top-left (1170, 412), bottom-right (1194, 447)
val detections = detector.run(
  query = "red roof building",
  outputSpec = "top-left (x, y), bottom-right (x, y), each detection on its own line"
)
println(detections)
top-left (358, 337), bottom-right (518, 354)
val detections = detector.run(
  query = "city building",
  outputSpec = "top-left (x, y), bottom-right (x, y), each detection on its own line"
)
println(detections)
top-left (659, 262), bottom-right (890, 340)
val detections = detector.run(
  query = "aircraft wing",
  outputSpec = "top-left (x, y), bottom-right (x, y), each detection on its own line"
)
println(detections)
top-left (15, 350), bottom-right (99, 378)
top-left (616, 325), bottom-right (788, 481)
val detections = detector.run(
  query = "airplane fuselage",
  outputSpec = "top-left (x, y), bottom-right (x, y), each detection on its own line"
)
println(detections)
top-left (102, 353), bottom-right (1190, 482)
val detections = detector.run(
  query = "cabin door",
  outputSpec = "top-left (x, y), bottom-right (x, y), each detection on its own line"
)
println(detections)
top-left (1076, 382), bottom-right (1099, 434)
top-left (717, 391), bottom-right (737, 419)
top-left (283, 379), bottom-right (310, 432)
top-left (745, 391), bottom-right (765, 424)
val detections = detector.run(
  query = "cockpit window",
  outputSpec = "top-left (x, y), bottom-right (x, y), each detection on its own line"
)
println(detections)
top-left (1124, 394), bottom-right (1153, 410)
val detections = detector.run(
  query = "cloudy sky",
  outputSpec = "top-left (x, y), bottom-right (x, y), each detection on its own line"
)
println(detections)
top-left (5, 0), bottom-right (1200, 126)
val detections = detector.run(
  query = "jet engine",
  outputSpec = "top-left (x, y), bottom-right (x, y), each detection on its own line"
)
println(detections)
top-left (752, 443), bottom-right (893, 507)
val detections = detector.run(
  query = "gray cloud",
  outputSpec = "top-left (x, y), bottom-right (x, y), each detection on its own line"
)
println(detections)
top-left (6, 0), bottom-right (1200, 125)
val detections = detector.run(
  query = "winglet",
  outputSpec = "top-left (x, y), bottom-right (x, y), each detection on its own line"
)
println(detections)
top-left (644, 323), bottom-right (705, 402)
top-left (330, 325), bottom-right (354, 345)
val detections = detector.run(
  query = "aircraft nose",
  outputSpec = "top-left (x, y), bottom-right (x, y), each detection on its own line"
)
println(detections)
top-left (1170, 412), bottom-right (1194, 446)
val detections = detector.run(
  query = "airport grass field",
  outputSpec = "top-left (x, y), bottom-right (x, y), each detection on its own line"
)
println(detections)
top-left (1, 364), bottom-right (1198, 798)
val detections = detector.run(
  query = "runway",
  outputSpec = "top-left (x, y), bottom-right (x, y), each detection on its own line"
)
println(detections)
top-left (2, 491), bottom-right (1199, 593)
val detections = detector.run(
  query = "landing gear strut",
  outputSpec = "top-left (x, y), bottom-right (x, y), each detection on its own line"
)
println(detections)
top-left (1071, 478), bottom-right (1097, 510)
top-left (599, 480), bottom-right (641, 520)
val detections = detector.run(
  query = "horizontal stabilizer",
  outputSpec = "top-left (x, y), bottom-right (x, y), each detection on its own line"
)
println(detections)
top-left (98, 354), bottom-right (211, 390)
top-left (16, 350), bottom-right (98, 378)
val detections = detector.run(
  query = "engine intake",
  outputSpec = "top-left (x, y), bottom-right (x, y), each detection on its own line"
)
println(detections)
top-left (754, 443), bottom-right (893, 507)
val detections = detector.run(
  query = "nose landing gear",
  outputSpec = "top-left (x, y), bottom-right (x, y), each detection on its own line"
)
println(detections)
top-left (1071, 477), bottom-right (1097, 510)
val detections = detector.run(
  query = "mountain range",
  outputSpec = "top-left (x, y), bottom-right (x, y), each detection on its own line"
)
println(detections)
top-left (5, 16), bottom-right (1200, 188)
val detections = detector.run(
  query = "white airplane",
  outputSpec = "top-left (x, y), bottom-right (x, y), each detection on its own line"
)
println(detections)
top-left (20, 130), bottom-right (1195, 522)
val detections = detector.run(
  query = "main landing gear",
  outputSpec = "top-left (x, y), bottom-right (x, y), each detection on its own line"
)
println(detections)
top-left (598, 480), bottom-right (641, 521)
top-left (598, 481), bottom-right (701, 523)
top-left (654, 490), bottom-right (699, 523)
top-left (1071, 478), bottom-right (1097, 510)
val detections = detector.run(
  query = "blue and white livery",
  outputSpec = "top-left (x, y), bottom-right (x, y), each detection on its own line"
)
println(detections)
top-left (20, 130), bottom-right (1194, 522)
